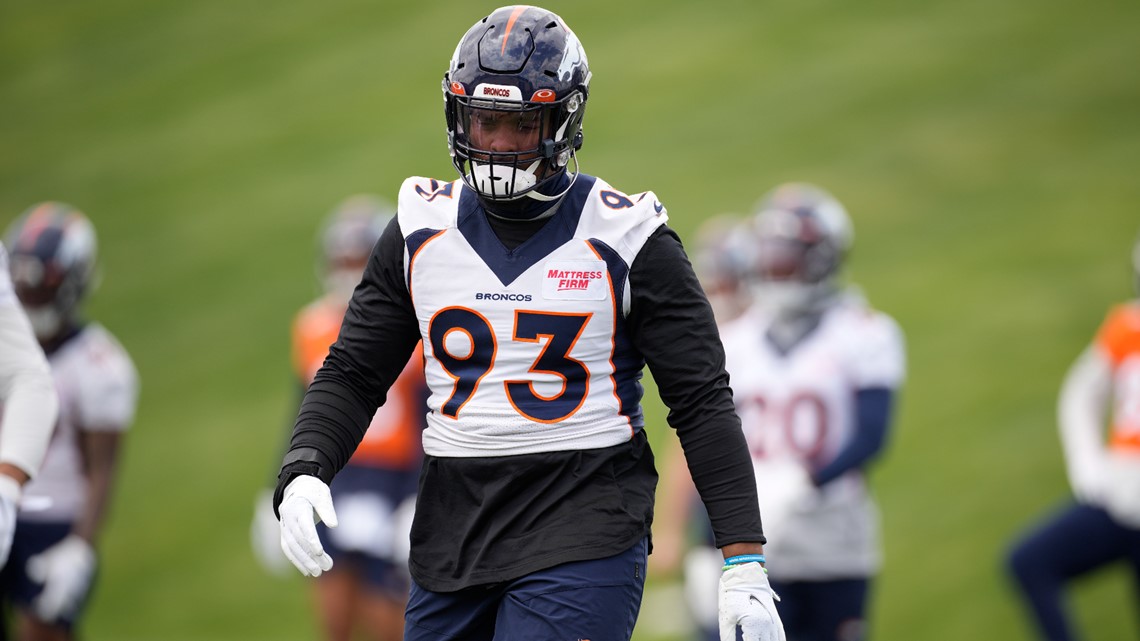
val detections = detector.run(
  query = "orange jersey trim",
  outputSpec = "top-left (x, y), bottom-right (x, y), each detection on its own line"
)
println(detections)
top-left (1095, 302), bottom-right (1140, 452)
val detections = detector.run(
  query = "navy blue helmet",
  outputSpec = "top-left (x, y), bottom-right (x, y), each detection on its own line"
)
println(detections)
top-left (443, 5), bottom-right (591, 203)
top-left (4, 202), bottom-right (98, 341)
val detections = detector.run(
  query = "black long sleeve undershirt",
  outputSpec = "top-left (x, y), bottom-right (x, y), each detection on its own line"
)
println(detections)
top-left (274, 210), bottom-right (764, 568)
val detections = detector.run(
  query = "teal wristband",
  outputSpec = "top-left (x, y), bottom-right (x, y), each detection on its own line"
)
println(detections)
top-left (723, 554), bottom-right (765, 567)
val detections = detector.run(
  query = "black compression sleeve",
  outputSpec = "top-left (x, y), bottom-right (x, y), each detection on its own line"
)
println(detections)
top-left (627, 225), bottom-right (765, 547)
top-left (274, 218), bottom-right (421, 511)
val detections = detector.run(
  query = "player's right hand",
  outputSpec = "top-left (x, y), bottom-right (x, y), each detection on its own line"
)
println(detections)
top-left (0, 474), bottom-right (21, 567)
top-left (27, 534), bottom-right (96, 622)
top-left (278, 475), bottom-right (337, 577)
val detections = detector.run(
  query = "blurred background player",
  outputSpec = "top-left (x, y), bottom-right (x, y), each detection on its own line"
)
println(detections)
top-left (672, 184), bottom-right (905, 641)
top-left (0, 203), bottom-right (139, 641)
top-left (251, 195), bottom-right (426, 641)
top-left (1005, 234), bottom-right (1140, 641)
top-left (0, 240), bottom-right (59, 570)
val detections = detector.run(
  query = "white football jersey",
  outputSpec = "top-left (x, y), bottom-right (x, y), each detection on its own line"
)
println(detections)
top-left (20, 323), bottom-right (138, 522)
top-left (0, 245), bottom-right (15, 308)
top-left (396, 176), bottom-right (666, 457)
top-left (720, 292), bottom-right (905, 580)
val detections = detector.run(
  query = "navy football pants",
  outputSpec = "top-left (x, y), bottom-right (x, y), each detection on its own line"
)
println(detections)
top-left (405, 537), bottom-right (647, 641)
top-left (1006, 502), bottom-right (1140, 641)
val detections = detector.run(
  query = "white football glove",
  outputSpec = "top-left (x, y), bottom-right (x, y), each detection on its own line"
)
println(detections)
top-left (0, 474), bottom-right (21, 568)
top-left (1102, 452), bottom-right (1140, 529)
top-left (251, 490), bottom-right (291, 576)
top-left (26, 534), bottom-right (96, 622)
top-left (719, 562), bottom-right (786, 641)
top-left (278, 475), bottom-right (337, 577)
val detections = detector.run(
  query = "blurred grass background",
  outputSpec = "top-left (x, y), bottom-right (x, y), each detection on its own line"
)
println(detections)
top-left (2, 0), bottom-right (1138, 639)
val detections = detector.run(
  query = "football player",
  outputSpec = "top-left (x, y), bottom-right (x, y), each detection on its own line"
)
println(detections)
top-left (0, 203), bottom-right (138, 641)
top-left (1005, 234), bottom-right (1140, 641)
top-left (271, 6), bottom-right (784, 641)
top-left (713, 184), bottom-right (905, 641)
top-left (0, 241), bottom-right (59, 569)
top-left (252, 196), bottom-right (427, 641)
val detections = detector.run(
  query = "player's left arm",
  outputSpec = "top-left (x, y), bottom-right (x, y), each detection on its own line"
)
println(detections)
top-left (74, 429), bottom-right (124, 544)
top-left (812, 311), bottom-right (906, 487)
top-left (811, 388), bottom-right (895, 487)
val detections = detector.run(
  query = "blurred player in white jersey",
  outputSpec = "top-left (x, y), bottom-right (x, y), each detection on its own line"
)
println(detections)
top-left (1005, 234), bottom-right (1140, 641)
top-left (0, 203), bottom-right (139, 641)
top-left (716, 184), bottom-right (905, 641)
top-left (0, 241), bottom-right (59, 572)
top-left (252, 196), bottom-right (426, 641)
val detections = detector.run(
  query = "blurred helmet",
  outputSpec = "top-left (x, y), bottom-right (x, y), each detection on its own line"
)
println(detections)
top-left (4, 202), bottom-right (98, 342)
top-left (319, 195), bottom-right (392, 300)
top-left (692, 214), bottom-right (752, 324)
top-left (748, 183), bottom-right (853, 315)
top-left (443, 5), bottom-right (591, 203)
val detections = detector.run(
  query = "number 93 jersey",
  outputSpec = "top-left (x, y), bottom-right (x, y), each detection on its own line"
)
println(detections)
top-left (396, 175), bottom-right (667, 458)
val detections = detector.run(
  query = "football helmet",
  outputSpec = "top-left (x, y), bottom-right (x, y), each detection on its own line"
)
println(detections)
top-left (443, 5), bottom-right (591, 203)
top-left (319, 195), bottom-right (392, 301)
top-left (692, 214), bottom-right (752, 323)
top-left (748, 183), bottom-right (853, 316)
top-left (4, 202), bottom-right (98, 342)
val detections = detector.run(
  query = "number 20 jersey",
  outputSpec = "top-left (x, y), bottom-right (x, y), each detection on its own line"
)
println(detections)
top-left (720, 295), bottom-right (905, 579)
top-left (396, 175), bottom-right (666, 458)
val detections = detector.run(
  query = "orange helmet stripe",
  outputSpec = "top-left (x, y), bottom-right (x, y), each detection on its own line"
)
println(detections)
top-left (500, 6), bottom-right (528, 55)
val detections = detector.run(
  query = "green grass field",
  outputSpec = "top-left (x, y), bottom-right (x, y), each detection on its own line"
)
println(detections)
top-left (2, 0), bottom-right (1138, 639)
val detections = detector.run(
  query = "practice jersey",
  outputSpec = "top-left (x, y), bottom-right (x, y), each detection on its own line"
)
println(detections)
top-left (0, 245), bottom-right (14, 307)
top-left (719, 293), bottom-right (905, 580)
top-left (397, 175), bottom-right (666, 458)
top-left (292, 296), bottom-right (426, 470)
top-left (20, 324), bottom-right (138, 523)
top-left (1093, 302), bottom-right (1140, 452)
